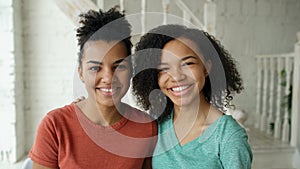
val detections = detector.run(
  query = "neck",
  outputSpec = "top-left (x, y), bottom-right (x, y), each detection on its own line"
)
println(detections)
top-left (173, 94), bottom-right (210, 123)
top-left (172, 95), bottom-right (212, 145)
top-left (80, 98), bottom-right (124, 126)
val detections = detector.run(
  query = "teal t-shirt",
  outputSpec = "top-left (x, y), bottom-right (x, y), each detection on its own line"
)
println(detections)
top-left (152, 114), bottom-right (253, 169)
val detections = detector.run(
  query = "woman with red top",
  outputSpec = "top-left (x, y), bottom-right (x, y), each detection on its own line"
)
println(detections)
top-left (29, 7), bottom-right (157, 169)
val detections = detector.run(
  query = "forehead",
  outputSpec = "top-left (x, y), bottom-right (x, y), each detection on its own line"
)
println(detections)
top-left (161, 38), bottom-right (201, 61)
top-left (82, 40), bottom-right (128, 61)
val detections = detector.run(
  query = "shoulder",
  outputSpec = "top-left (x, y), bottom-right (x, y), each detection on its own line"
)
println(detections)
top-left (218, 115), bottom-right (244, 132)
top-left (47, 102), bottom-right (75, 115)
top-left (216, 115), bottom-right (251, 151)
top-left (217, 116), bottom-right (253, 168)
top-left (215, 115), bottom-right (248, 141)
top-left (30, 103), bottom-right (76, 168)
top-left (39, 103), bottom-right (76, 129)
top-left (46, 103), bottom-right (75, 118)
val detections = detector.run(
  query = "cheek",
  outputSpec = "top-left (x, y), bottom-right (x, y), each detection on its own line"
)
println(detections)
top-left (158, 74), bottom-right (168, 88)
top-left (83, 72), bottom-right (97, 86)
top-left (194, 71), bottom-right (206, 88)
top-left (190, 66), bottom-right (206, 79)
top-left (115, 71), bottom-right (131, 84)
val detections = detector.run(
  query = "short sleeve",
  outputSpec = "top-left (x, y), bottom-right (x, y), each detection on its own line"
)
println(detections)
top-left (29, 115), bottom-right (59, 168)
top-left (220, 128), bottom-right (253, 169)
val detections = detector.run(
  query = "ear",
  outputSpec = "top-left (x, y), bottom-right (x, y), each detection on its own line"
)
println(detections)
top-left (78, 66), bottom-right (84, 83)
top-left (205, 60), bottom-right (212, 76)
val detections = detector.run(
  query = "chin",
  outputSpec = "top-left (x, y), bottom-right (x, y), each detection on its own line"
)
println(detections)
top-left (97, 100), bottom-right (114, 107)
top-left (172, 98), bottom-right (193, 107)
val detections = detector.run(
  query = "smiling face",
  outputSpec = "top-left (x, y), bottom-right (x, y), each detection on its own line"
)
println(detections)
top-left (158, 38), bottom-right (211, 107)
top-left (78, 40), bottom-right (131, 108)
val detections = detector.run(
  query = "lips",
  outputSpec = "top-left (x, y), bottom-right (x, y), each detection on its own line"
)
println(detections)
top-left (171, 85), bottom-right (190, 92)
top-left (167, 84), bottom-right (194, 96)
top-left (100, 88), bottom-right (113, 93)
top-left (96, 87), bottom-right (119, 96)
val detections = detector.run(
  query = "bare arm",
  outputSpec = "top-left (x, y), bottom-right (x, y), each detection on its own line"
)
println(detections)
top-left (32, 162), bottom-right (56, 169)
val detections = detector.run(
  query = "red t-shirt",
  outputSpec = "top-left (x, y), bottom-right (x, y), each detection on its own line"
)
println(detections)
top-left (29, 103), bottom-right (157, 169)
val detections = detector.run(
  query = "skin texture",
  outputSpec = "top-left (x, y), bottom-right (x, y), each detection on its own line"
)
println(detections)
top-left (158, 37), bottom-right (222, 146)
top-left (79, 40), bottom-right (131, 106)
top-left (158, 38), bottom-right (210, 107)
top-left (77, 40), bottom-right (131, 126)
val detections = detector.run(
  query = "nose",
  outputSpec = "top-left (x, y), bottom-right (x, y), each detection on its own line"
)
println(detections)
top-left (170, 67), bottom-right (186, 82)
top-left (99, 67), bottom-right (114, 84)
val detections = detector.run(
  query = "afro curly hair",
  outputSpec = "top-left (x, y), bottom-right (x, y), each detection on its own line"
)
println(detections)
top-left (76, 6), bottom-right (132, 67)
top-left (132, 24), bottom-right (243, 121)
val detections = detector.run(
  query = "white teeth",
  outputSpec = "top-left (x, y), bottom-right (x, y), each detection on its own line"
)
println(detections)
top-left (171, 85), bottom-right (189, 92)
top-left (100, 88), bottom-right (113, 93)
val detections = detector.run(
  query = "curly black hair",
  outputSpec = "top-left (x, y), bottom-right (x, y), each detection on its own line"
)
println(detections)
top-left (132, 24), bottom-right (243, 121)
top-left (76, 6), bottom-right (132, 67)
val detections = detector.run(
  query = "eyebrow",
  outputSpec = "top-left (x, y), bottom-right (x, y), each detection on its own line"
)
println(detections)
top-left (114, 58), bottom-right (127, 64)
top-left (86, 60), bottom-right (102, 65)
top-left (86, 58), bottom-right (127, 65)
top-left (159, 55), bottom-right (198, 65)
top-left (181, 56), bottom-right (198, 61)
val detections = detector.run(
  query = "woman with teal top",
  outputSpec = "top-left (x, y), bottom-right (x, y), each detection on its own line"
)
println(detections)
top-left (132, 24), bottom-right (252, 169)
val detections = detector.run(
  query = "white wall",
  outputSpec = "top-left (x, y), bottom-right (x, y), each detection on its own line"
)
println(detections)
top-left (14, 0), bottom-right (25, 162)
top-left (22, 0), bottom-right (78, 152)
top-left (214, 0), bottom-right (300, 124)
top-left (20, 0), bottom-right (300, 154)
top-left (0, 0), bottom-right (25, 162)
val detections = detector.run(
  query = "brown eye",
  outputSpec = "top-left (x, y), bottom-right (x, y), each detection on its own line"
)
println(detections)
top-left (182, 62), bottom-right (195, 66)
